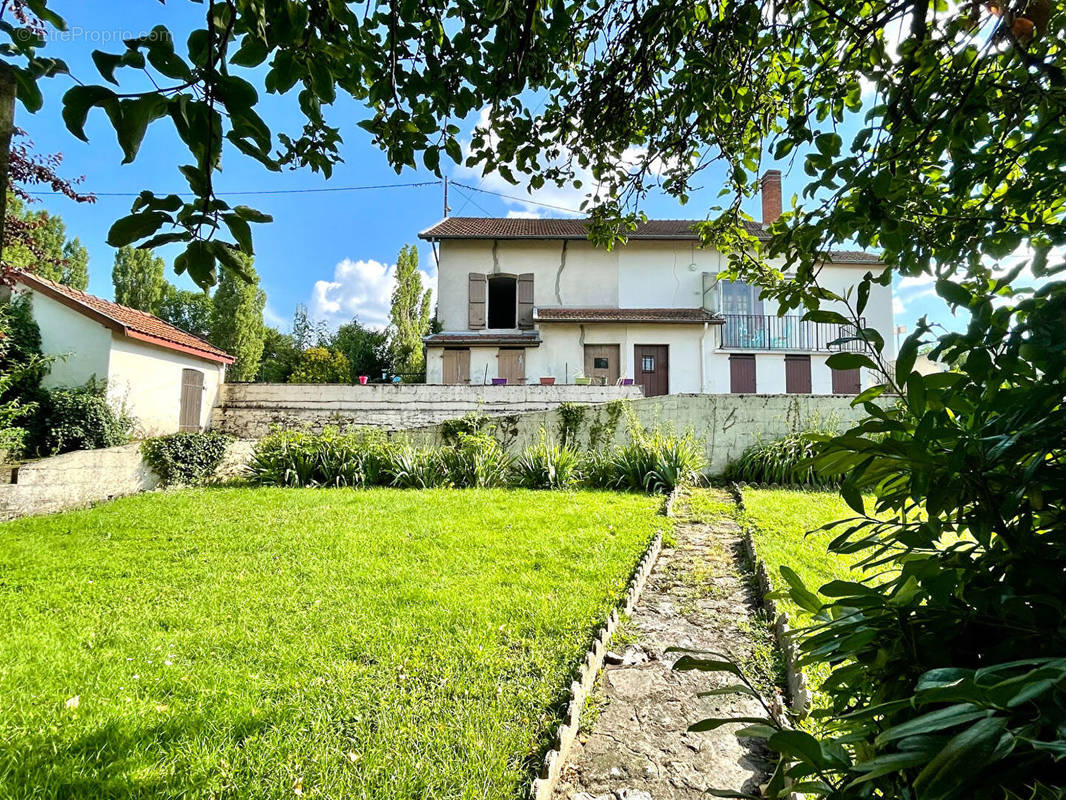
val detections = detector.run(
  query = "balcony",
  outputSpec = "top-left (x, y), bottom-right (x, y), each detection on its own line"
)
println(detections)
top-left (720, 315), bottom-right (868, 352)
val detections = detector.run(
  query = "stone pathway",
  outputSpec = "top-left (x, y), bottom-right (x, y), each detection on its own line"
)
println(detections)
top-left (553, 489), bottom-right (775, 800)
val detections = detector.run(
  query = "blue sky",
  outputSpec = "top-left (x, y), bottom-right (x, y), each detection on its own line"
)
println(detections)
top-left (19, 0), bottom-right (958, 338)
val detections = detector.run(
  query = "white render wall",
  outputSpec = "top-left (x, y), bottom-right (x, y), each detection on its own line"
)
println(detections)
top-left (108, 336), bottom-right (225, 436)
top-left (25, 288), bottom-right (113, 388)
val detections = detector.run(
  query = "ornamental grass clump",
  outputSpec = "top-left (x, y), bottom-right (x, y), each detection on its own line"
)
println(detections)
top-left (438, 431), bottom-right (511, 488)
top-left (247, 427), bottom-right (376, 487)
top-left (725, 431), bottom-right (837, 488)
top-left (511, 432), bottom-right (582, 490)
top-left (378, 442), bottom-right (445, 488)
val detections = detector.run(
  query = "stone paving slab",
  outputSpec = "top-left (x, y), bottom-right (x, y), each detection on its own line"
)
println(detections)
top-left (553, 490), bottom-right (773, 800)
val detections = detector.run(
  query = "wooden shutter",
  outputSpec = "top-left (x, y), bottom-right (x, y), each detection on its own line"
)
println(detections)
top-left (179, 369), bottom-right (204, 432)
top-left (729, 354), bottom-right (756, 393)
top-left (785, 355), bottom-right (812, 394)
top-left (832, 367), bottom-right (861, 395)
top-left (442, 349), bottom-right (470, 385)
top-left (517, 273), bottom-right (534, 329)
top-left (468, 273), bottom-right (486, 329)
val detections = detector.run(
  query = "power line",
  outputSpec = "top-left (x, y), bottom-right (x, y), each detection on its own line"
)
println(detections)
top-left (449, 180), bottom-right (583, 215)
top-left (449, 183), bottom-right (494, 217)
top-left (24, 180), bottom-right (442, 198)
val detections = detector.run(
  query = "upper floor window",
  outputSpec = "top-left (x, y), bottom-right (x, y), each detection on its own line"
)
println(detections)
top-left (488, 275), bottom-right (517, 328)
top-left (720, 280), bottom-right (764, 317)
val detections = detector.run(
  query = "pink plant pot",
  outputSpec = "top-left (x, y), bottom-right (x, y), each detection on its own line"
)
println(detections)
top-left (358, 376), bottom-right (369, 385)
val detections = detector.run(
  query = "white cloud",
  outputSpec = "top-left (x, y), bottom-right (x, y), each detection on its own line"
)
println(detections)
top-left (893, 295), bottom-right (905, 316)
top-left (310, 255), bottom-right (437, 331)
top-left (453, 107), bottom-right (675, 217)
top-left (263, 302), bottom-right (287, 329)
top-left (506, 209), bottom-right (543, 219)
top-left (898, 273), bottom-right (935, 290)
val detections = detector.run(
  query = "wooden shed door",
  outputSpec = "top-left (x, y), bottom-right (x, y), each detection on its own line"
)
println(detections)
top-left (497, 348), bottom-right (526, 384)
top-left (179, 369), bottom-right (204, 432)
top-left (729, 354), bottom-right (756, 393)
top-left (634, 345), bottom-right (669, 396)
top-left (442, 349), bottom-right (471, 385)
top-left (785, 355), bottom-right (812, 394)
top-left (832, 367), bottom-right (862, 395)
top-left (584, 344), bottom-right (620, 386)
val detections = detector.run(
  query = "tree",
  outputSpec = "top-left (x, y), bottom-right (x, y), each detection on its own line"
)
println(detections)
top-left (332, 319), bottom-right (388, 382)
top-left (157, 285), bottom-right (212, 340)
top-left (288, 347), bottom-right (349, 384)
top-left (255, 326), bottom-right (298, 383)
top-left (4, 193), bottom-right (89, 289)
top-left (112, 245), bottom-right (165, 313)
top-left (387, 245), bottom-right (432, 377)
top-left (209, 255), bottom-right (265, 381)
top-left (291, 303), bottom-right (327, 351)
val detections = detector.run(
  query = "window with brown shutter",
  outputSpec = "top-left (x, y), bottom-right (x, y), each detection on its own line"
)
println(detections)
top-left (517, 273), bottom-right (534, 328)
top-left (729, 354), bottom-right (756, 393)
top-left (468, 273), bottom-right (486, 329)
top-left (785, 354), bottom-right (812, 394)
top-left (832, 367), bottom-right (862, 395)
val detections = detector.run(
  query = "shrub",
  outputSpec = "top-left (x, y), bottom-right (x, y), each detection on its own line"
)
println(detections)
top-left (288, 347), bottom-right (351, 383)
top-left (438, 431), bottom-right (510, 488)
top-left (724, 431), bottom-right (837, 487)
top-left (141, 432), bottom-right (232, 486)
top-left (585, 428), bottom-right (705, 494)
top-left (248, 427), bottom-right (372, 487)
top-left (379, 442), bottom-right (445, 488)
top-left (41, 379), bottom-right (133, 455)
top-left (512, 432), bottom-right (582, 489)
top-left (0, 294), bottom-right (51, 460)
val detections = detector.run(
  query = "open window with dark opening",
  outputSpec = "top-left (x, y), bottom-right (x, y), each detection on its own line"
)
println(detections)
top-left (487, 275), bottom-right (517, 328)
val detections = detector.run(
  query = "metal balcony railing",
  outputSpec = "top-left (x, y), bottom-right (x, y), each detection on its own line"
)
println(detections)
top-left (720, 315), bottom-right (868, 352)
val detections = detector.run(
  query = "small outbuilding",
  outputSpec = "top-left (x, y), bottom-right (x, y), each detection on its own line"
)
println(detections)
top-left (6, 270), bottom-right (233, 435)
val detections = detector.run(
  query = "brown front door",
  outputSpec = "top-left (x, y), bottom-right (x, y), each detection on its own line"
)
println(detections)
top-left (785, 355), bottom-right (812, 394)
top-left (729, 354), bottom-right (756, 393)
top-left (497, 348), bottom-right (526, 384)
top-left (832, 367), bottom-right (861, 395)
top-left (442, 349), bottom-right (470, 384)
top-left (179, 369), bottom-right (204, 432)
top-left (584, 344), bottom-right (620, 386)
top-left (634, 345), bottom-right (669, 396)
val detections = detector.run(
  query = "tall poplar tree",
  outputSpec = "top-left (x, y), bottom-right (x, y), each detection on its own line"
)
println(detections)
top-left (112, 245), bottom-right (165, 313)
top-left (208, 255), bottom-right (265, 382)
top-left (386, 245), bottom-right (432, 377)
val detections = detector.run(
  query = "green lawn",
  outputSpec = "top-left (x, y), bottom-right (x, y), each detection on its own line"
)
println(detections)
top-left (738, 487), bottom-right (869, 625)
top-left (0, 487), bottom-right (666, 799)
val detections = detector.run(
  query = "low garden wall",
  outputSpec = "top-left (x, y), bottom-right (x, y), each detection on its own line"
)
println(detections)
top-left (405, 393), bottom-right (869, 475)
top-left (211, 383), bottom-right (643, 438)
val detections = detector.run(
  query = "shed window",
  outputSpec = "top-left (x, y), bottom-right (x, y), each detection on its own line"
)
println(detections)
top-left (488, 276), bottom-right (517, 328)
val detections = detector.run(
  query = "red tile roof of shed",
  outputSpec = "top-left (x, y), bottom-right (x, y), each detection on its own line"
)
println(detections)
top-left (13, 270), bottom-right (234, 364)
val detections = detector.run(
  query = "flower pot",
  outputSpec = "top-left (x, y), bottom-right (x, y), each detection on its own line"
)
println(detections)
top-left (491, 378), bottom-right (507, 385)
top-left (539, 377), bottom-right (556, 385)
top-left (358, 375), bottom-right (369, 385)
top-left (621, 378), bottom-right (634, 386)
top-left (574, 377), bottom-right (591, 385)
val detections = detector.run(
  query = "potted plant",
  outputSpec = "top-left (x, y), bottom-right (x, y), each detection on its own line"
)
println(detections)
top-left (539, 376), bottom-right (556, 385)
top-left (574, 374), bottom-right (592, 386)
top-left (358, 375), bottom-right (369, 385)
top-left (491, 377), bottom-right (508, 385)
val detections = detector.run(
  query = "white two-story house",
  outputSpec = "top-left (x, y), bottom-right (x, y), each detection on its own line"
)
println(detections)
top-left (420, 172), bottom-right (894, 396)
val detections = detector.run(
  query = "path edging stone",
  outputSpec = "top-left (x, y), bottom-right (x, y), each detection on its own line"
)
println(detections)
top-left (528, 487), bottom-right (678, 800)
top-left (730, 483), bottom-right (812, 717)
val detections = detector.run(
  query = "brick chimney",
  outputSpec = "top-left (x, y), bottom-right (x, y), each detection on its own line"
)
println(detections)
top-left (761, 170), bottom-right (782, 224)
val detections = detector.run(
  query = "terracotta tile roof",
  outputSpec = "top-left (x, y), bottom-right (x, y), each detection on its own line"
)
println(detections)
top-left (419, 216), bottom-right (769, 241)
top-left (13, 269), bottom-right (234, 364)
top-left (419, 217), bottom-right (883, 264)
top-left (534, 307), bottom-right (722, 324)
top-left (423, 332), bottom-right (542, 347)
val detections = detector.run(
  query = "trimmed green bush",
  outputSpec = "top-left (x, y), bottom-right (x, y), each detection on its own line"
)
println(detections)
top-left (512, 433), bottom-right (582, 490)
top-left (41, 380), bottom-right (133, 455)
top-left (141, 432), bottom-right (232, 486)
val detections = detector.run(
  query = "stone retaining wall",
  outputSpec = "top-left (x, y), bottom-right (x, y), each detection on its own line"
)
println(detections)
top-left (406, 393), bottom-right (868, 475)
top-left (212, 383), bottom-right (643, 438)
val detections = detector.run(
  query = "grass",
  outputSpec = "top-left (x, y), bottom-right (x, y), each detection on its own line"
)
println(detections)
top-left (738, 487), bottom-right (869, 626)
top-left (0, 487), bottom-right (667, 800)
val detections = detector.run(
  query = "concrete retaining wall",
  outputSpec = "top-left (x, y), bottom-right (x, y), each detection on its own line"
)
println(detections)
top-left (405, 393), bottom-right (868, 475)
top-left (212, 383), bottom-right (644, 438)
top-left (0, 444), bottom-right (160, 521)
